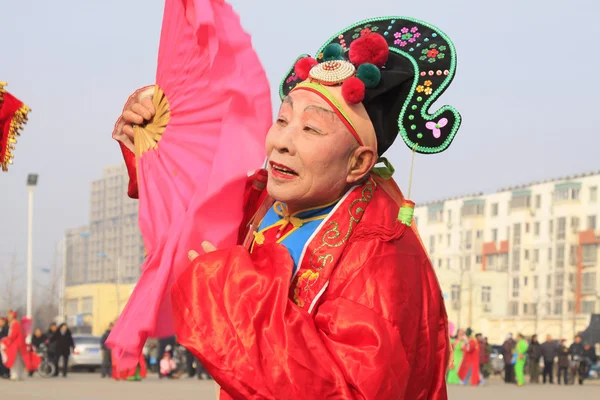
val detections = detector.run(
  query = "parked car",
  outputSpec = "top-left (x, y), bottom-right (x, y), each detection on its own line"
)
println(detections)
top-left (69, 335), bottom-right (102, 372)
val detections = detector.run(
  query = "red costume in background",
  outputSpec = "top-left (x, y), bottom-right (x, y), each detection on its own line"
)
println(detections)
top-left (1, 318), bottom-right (39, 372)
top-left (458, 338), bottom-right (481, 385)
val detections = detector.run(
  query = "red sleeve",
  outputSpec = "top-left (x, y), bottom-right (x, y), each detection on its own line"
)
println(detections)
top-left (171, 242), bottom-right (448, 399)
top-left (118, 141), bottom-right (139, 199)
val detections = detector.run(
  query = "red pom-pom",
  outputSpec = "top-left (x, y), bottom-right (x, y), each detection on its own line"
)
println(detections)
top-left (349, 33), bottom-right (389, 67)
top-left (294, 57), bottom-right (318, 80)
top-left (341, 77), bottom-right (365, 104)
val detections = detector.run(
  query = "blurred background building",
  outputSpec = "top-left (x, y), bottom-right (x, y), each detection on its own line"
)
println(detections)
top-left (415, 170), bottom-right (600, 343)
top-left (64, 164), bottom-right (143, 333)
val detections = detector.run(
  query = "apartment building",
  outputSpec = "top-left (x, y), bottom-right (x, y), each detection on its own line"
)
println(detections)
top-left (65, 164), bottom-right (144, 286)
top-left (415, 171), bottom-right (600, 341)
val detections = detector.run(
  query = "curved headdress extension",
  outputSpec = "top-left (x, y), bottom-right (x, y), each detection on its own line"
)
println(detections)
top-left (280, 17), bottom-right (461, 155)
top-left (0, 82), bottom-right (31, 171)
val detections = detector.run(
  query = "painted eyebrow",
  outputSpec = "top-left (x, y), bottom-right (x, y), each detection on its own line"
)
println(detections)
top-left (282, 96), bottom-right (293, 108)
top-left (304, 105), bottom-right (335, 116)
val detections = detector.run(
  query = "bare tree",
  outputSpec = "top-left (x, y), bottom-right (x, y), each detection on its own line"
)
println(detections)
top-left (0, 251), bottom-right (25, 313)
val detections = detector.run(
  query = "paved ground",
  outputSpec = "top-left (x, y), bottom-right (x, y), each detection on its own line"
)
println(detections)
top-left (3, 374), bottom-right (599, 399)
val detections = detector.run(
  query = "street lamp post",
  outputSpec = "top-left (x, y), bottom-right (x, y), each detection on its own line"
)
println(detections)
top-left (26, 173), bottom-right (38, 320)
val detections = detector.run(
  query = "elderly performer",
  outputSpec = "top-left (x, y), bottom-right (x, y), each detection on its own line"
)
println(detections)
top-left (112, 14), bottom-right (461, 400)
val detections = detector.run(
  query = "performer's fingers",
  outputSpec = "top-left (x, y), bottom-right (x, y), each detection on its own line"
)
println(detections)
top-left (122, 110), bottom-right (145, 125)
top-left (122, 124), bottom-right (134, 139)
top-left (201, 241), bottom-right (217, 254)
top-left (188, 250), bottom-right (200, 261)
top-left (140, 97), bottom-right (156, 116)
top-left (131, 103), bottom-right (153, 121)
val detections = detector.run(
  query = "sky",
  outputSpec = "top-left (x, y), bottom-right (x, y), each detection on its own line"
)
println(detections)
top-left (1, 0), bottom-right (599, 278)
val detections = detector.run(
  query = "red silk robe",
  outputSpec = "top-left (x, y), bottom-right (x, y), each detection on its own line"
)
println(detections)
top-left (1, 320), bottom-right (39, 371)
top-left (118, 142), bottom-right (449, 399)
top-left (458, 338), bottom-right (481, 386)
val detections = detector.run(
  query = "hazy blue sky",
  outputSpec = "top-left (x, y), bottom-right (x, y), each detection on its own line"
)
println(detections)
top-left (1, 0), bottom-right (599, 277)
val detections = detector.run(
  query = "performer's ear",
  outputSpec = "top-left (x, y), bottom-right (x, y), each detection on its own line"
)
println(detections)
top-left (347, 146), bottom-right (376, 184)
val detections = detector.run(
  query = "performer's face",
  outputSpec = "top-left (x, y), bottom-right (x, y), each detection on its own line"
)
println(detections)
top-left (266, 90), bottom-right (371, 211)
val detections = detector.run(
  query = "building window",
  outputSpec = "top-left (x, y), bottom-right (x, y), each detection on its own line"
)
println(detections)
top-left (510, 194), bottom-right (531, 209)
top-left (569, 245), bottom-right (577, 266)
top-left (571, 217), bottom-right (580, 232)
top-left (429, 236), bottom-right (435, 254)
top-left (524, 303), bottom-right (529, 315)
top-left (487, 255), bottom-right (495, 268)
top-left (509, 301), bottom-right (519, 316)
top-left (583, 244), bottom-right (598, 266)
top-left (476, 230), bottom-right (483, 239)
top-left (476, 255), bottom-right (482, 264)
top-left (557, 217), bottom-right (566, 240)
top-left (549, 220), bottom-right (554, 236)
top-left (548, 248), bottom-right (553, 262)
top-left (447, 234), bottom-right (451, 247)
top-left (465, 231), bottom-right (472, 250)
top-left (513, 223), bottom-right (521, 246)
top-left (588, 215), bottom-right (597, 231)
top-left (67, 299), bottom-right (78, 316)
top-left (512, 250), bottom-right (520, 271)
top-left (554, 301), bottom-right (563, 315)
top-left (491, 203), bottom-right (499, 216)
top-left (535, 194), bottom-right (542, 209)
top-left (568, 301), bottom-right (575, 312)
top-left (534, 222), bottom-right (540, 236)
top-left (438, 259), bottom-right (443, 268)
top-left (447, 210), bottom-right (452, 223)
top-left (481, 286), bottom-right (491, 303)
top-left (524, 277), bottom-right (528, 286)
top-left (582, 272), bottom-right (597, 293)
top-left (451, 284), bottom-right (461, 301)
top-left (492, 228), bottom-right (498, 242)
top-left (554, 186), bottom-right (581, 202)
top-left (556, 245), bottom-right (565, 268)
top-left (465, 255), bottom-right (471, 270)
top-left (428, 206), bottom-right (444, 223)
top-left (524, 250), bottom-right (530, 260)
top-left (462, 201), bottom-right (485, 217)
top-left (500, 253), bottom-right (509, 270)
top-left (590, 186), bottom-right (598, 202)
top-left (533, 275), bottom-right (539, 289)
top-left (512, 277), bottom-right (520, 298)
top-left (531, 303), bottom-right (538, 316)
top-left (547, 275), bottom-right (552, 290)
top-left (582, 301), bottom-right (596, 314)
top-left (81, 297), bottom-right (93, 314)
top-left (534, 249), bottom-right (540, 263)
top-left (555, 273), bottom-right (564, 296)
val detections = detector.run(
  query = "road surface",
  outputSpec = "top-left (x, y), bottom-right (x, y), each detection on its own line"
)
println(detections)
top-left (3, 374), bottom-right (599, 399)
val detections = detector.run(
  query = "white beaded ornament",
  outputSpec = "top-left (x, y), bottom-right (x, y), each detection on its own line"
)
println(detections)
top-left (309, 60), bottom-right (356, 85)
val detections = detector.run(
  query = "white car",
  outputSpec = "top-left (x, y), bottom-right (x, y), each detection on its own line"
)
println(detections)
top-left (69, 335), bottom-right (103, 372)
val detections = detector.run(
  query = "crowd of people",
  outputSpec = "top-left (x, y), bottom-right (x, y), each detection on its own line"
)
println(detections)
top-left (447, 328), bottom-right (599, 387)
top-left (0, 311), bottom-right (75, 381)
top-left (99, 323), bottom-right (212, 382)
